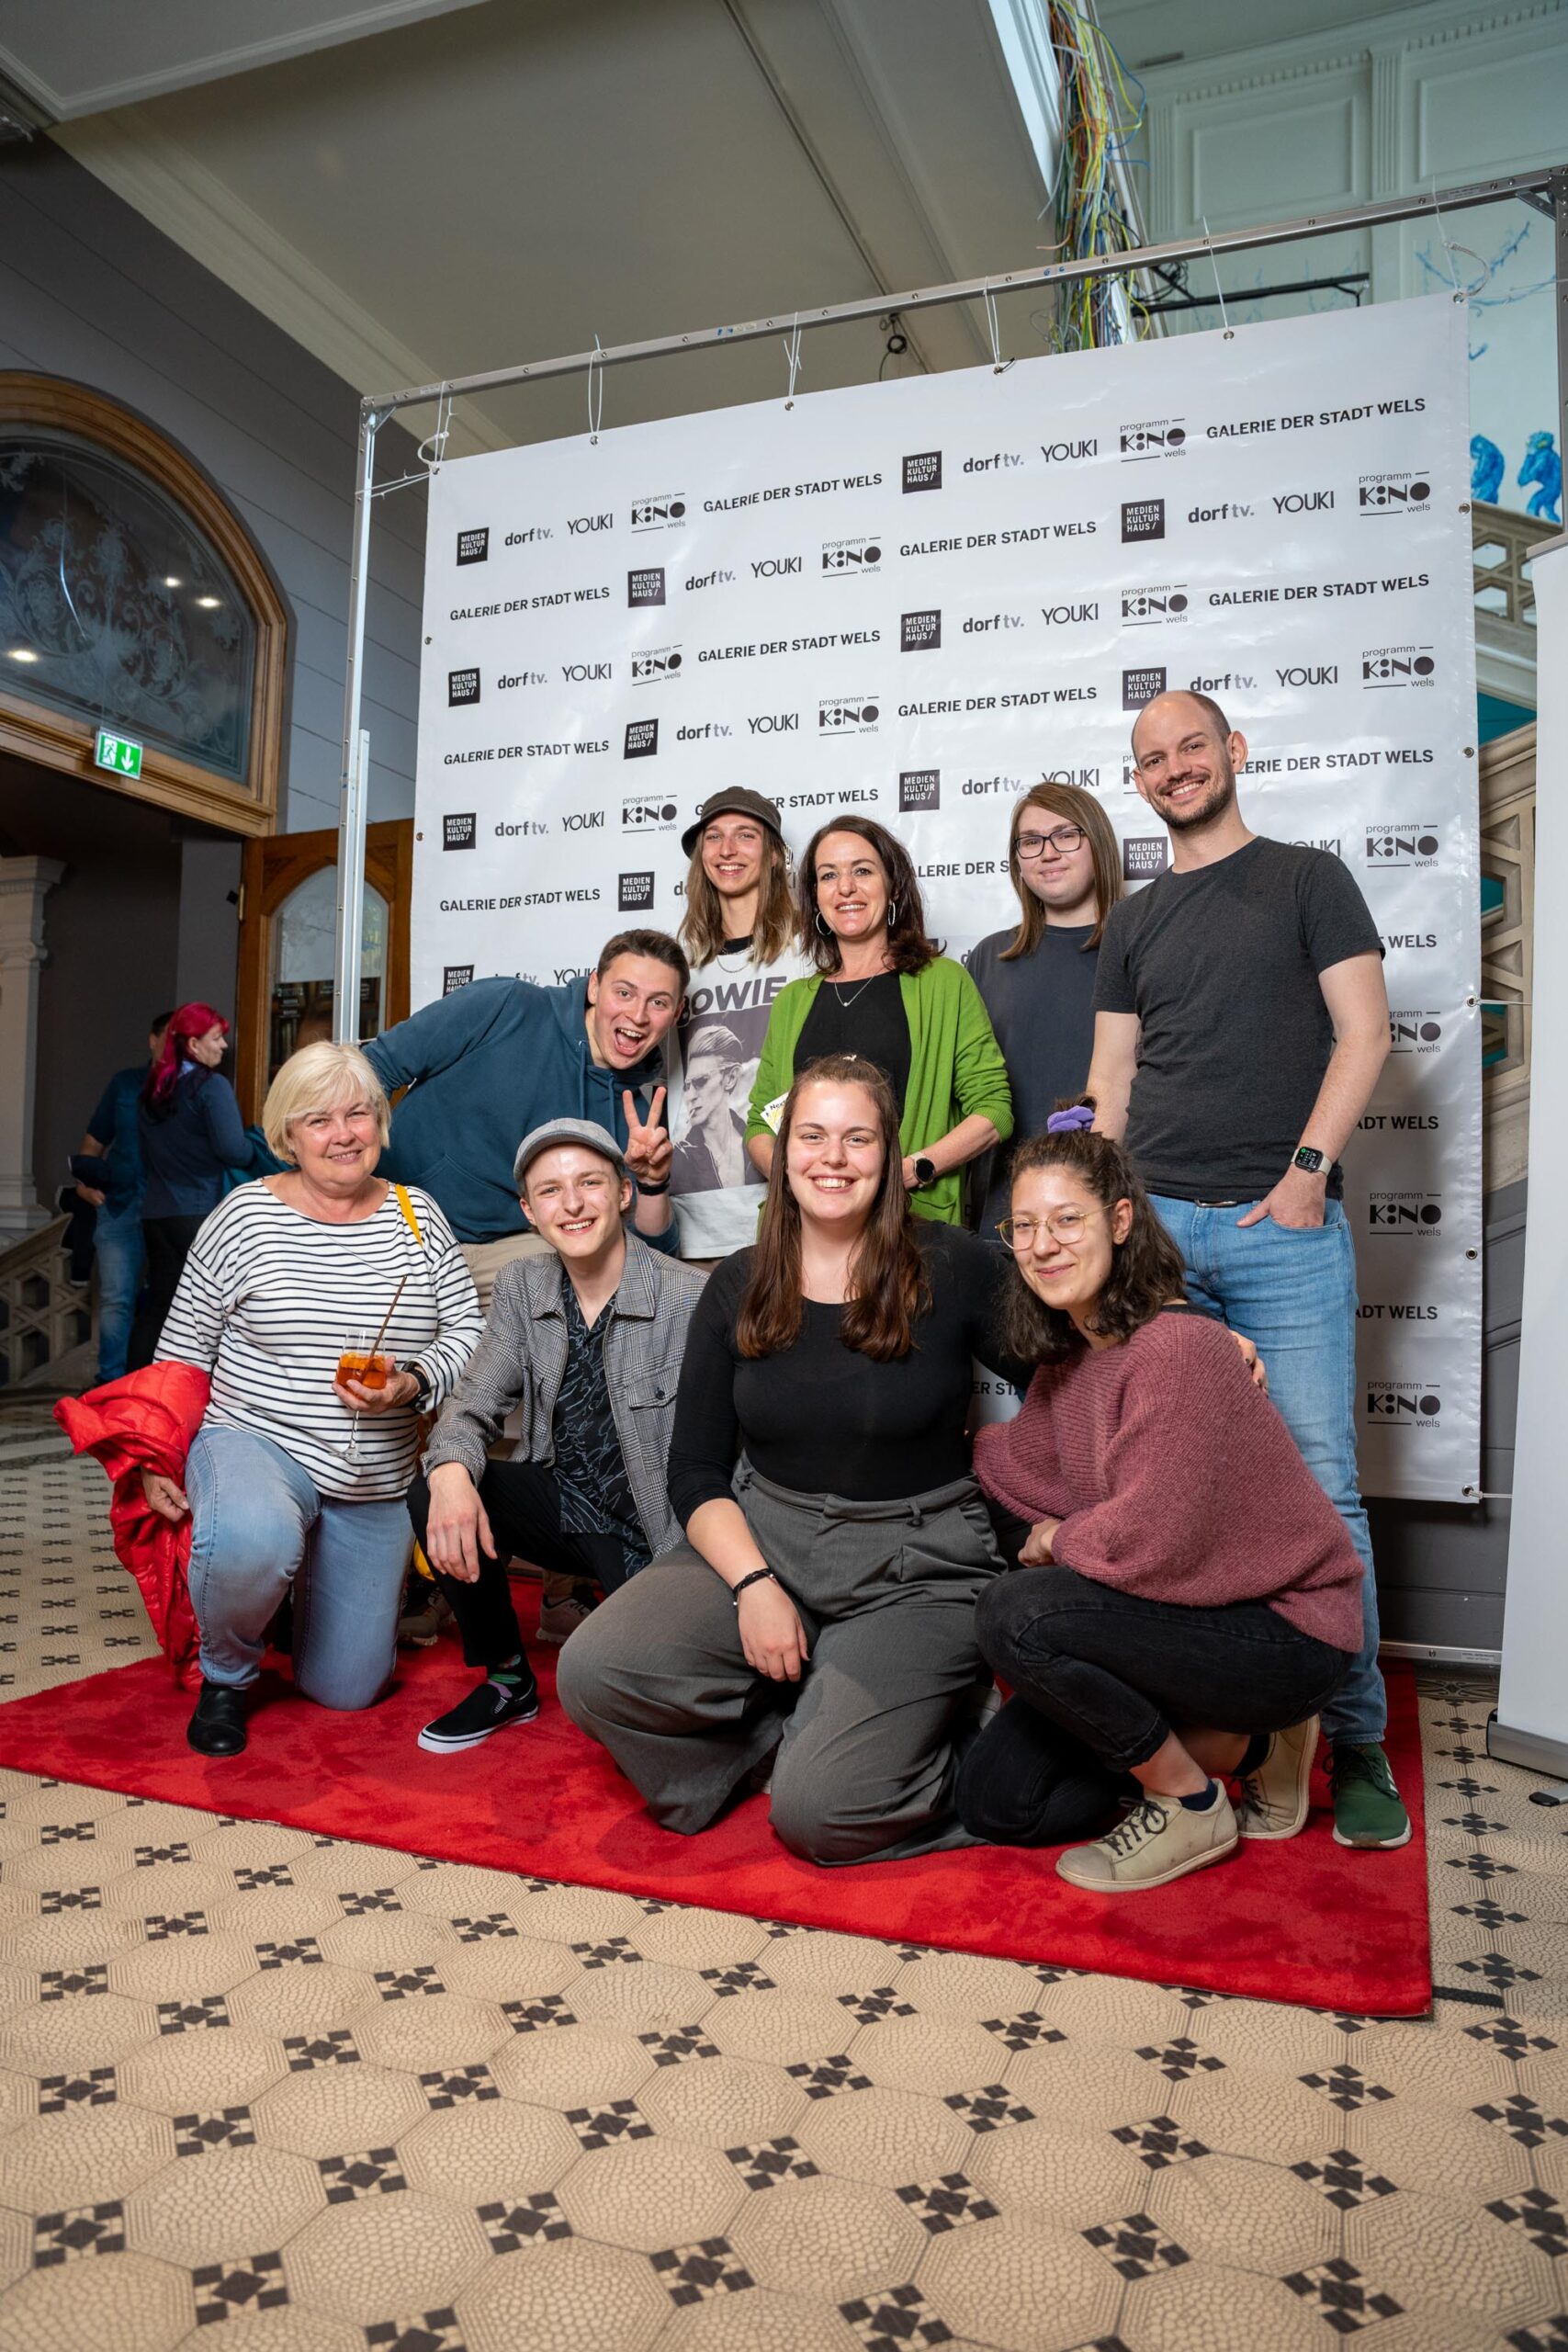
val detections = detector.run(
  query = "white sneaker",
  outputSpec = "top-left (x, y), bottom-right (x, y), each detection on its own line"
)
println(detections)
top-left (1236, 1716), bottom-right (1319, 1840)
top-left (1056, 1785), bottom-right (1238, 1893)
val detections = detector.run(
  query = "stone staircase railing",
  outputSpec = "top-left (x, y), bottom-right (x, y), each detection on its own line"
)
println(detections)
top-left (0, 1216), bottom-right (93, 1391)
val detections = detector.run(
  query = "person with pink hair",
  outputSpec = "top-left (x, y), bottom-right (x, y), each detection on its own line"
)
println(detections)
top-left (127, 1002), bottom-right (253, 1369)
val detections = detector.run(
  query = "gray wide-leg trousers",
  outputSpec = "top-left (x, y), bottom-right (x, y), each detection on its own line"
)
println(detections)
top-left (556, 1464), bottom-right (1001, 1865)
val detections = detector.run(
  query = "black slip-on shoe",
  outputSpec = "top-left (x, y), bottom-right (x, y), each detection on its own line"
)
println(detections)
top-left (186, 1679), bottom-right (249, 1758)
top-left (417, 1676), bottom-right (541, 1754)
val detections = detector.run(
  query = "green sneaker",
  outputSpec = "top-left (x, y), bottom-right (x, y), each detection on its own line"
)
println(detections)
top-left (1330, 1744), bottom-right (1412, 1849)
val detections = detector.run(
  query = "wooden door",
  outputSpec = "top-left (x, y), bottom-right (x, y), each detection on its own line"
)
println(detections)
top-left (236, 820), bottom-right (412, 1121)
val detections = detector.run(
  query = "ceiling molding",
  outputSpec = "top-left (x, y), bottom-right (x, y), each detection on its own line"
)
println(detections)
top-left (51, 109), bottom-right (508, 453)
top-left (0, 0), bottom-right (493, 123)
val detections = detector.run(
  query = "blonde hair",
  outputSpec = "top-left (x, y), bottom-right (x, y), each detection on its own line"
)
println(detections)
top-left (263, 1040), bottom-right (390, 1166)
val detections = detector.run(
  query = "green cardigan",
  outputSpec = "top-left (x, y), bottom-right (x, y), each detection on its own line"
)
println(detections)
top-left (744, 956), bottom-right (1013, 1225)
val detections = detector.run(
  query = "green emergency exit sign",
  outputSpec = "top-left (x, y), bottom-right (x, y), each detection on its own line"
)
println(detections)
top-left (95, 729), bottom-right (143, 779)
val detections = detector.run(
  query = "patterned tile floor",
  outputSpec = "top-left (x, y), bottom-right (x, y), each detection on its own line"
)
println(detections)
top-left (0, 1442), bottom-right (1565, 2350)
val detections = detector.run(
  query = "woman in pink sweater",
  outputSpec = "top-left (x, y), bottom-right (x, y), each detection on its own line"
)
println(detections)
top-left (957, 1102), bottom-right (1363, 1893)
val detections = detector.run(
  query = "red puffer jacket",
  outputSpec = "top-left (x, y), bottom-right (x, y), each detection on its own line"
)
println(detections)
top-left (54, 1363), bottom-right (210, 1689)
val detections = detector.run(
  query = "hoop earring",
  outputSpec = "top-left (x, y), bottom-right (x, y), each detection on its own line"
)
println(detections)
top-left (814, 910), bottom-right (831, 938)
top-left (886, 898), bottom-right (900, 928)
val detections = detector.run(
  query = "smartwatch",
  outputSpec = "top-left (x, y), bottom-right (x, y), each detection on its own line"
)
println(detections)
top-left (1292, 1146), bottom-right (1326, 1175)
top-left (911, 1156), bottom-right (937, 1190)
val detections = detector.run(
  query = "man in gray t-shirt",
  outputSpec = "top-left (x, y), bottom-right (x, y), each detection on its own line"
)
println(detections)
top-left (1089, 689), bottom-right (1408, 1855)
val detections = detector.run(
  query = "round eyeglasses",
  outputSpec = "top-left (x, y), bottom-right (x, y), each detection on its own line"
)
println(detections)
top-left (1016, 823), bottom-right (1088, 861)
top-left (996, 1205), bottom-right (1100, 1250)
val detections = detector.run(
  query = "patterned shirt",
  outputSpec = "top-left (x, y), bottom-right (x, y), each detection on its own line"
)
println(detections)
top-left (551, 1264), bottom-right (649, 1565)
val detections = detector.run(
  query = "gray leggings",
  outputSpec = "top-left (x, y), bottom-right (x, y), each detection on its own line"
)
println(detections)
top-left (556, 1464), bottom-right (1002, 1866)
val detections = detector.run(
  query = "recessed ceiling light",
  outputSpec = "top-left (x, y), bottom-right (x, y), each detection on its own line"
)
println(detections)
top-left (163, 575), bottom-right (182, 588)
top-left (6, 647), bottom-right (39, 662)
top-left (196, 595), bottom-right (221, 609)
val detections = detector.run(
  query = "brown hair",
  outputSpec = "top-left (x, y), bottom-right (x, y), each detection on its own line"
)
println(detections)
top-left (999, 781), bottom-right (1122, 960)
top-left (736, 1055), bottom-right (931, 1363)
top-left (678, 825), bottom-right (795, 967)
top-left (1000, 1095), bottom-right (1189, 1363)
top-left (797, 815), bottom-right (939, 977)
top-left (594, 928), bottom-right (690, 997)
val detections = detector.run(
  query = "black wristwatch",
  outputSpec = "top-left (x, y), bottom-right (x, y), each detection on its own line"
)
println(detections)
top-left (402, 1363), bottom-right (432, 1404)
top-left (1292, 1146), bottom-right (1326, 1175)
top-left (910, 1156), bottom-right (937, 1191)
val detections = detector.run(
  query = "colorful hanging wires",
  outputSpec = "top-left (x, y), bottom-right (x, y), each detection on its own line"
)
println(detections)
top-left (1046, 0), bottom-right (1149, 348)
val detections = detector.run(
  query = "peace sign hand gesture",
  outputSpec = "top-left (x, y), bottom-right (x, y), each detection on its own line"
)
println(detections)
top-left (622, 1086), bottom-right (672, 1187)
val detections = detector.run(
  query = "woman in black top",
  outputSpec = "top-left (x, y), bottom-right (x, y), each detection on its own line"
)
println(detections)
top-left (558, 1054), bottom-right (1019, 1866)
top-left (127, 1001), bottom-right (253, 1371)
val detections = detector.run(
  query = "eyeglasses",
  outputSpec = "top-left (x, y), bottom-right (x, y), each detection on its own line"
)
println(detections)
top-left (1016, 824), bottom-right (1088, 861)
top-left (996, 1206), bottom-right (1101, 1250)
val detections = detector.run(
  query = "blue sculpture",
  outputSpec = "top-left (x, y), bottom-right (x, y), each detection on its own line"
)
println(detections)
top-left (1471, 435), bottom-right (1505, 503)
top-left (1520, 431), bottom-right (1562, 524)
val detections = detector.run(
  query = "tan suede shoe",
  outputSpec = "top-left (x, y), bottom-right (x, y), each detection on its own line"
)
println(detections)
top-left (1236, 1716), bottom-right (1320, 1840)
top-left (1056, 1787), bottom-right (1239, 1893)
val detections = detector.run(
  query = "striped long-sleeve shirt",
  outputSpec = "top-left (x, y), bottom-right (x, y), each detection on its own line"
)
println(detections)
top-left (156, 1181), bottom-right (482, 1500)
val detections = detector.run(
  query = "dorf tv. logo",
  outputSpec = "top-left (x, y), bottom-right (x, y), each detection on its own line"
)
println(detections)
top-left (901, 610), bottom-right (942, 652)
top-left (1123, 837), bottom-right (1169, 880)
top-left (902, 451), bottom-right (942, 493)
top-left (456, 527), bottom-right (489, 565)
top-left (1122, 666), bottom-right (1167, 709)
top-left (1120, 420), bottom-right (1186, 458)
top-left (624, 718), bottom-right (660, 760)
top-left (627, 567), bottom-right (666, 607)
top-left (631, 646), bottom-right (682, 681)
top-left (442, 965), bottom-right (475, 995)
top-left (1122, 586), bottom-right (1189, 624)
top-left (1121, 499), bottom-right (1165, 543)
top-left (899, 769), bottom-right (940, 812)
top-left (442, 813), bottom-right (477, 852)
top-left (1366, 829), bottom-right (1438, 865)
top-left (447, 668), bottom-right (480, 707)
top-left (1362, 647), bottom-right (1436, 687)
top-left (1365, 1385), bottom-right (1441, 1424)
top-left (1368, 1194), bottom-right (1443, 1231)
top-left (1359, 474), bottom-right (1432, 513)
top-left (818, 698), bottom-right (880, 734)
top-left (630, 494), bottom-right (686, 530)
top-left (822, 537), bottom-right (883, 573)
top-left (618, 871), bottom-right (655, 912)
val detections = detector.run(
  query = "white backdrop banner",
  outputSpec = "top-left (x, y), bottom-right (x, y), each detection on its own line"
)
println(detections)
top-left (412, 294), bottom-right (1480, 1501)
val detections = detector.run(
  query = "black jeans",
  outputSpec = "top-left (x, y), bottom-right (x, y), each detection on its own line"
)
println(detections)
top-left (407, 1462), bottom-right (639, 1670)
top-left (956, 1563), bottom-right (1352, 1849)
top-left (127, 1214), bottom-right (206, 1372)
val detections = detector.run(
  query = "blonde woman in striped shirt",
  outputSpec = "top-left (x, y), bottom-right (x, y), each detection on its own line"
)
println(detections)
top-left (145, 1041), bottom-right (483, 1758)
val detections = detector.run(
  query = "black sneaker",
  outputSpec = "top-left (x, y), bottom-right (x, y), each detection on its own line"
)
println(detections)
top-left (417, 1675), bottom-right (540, 1754)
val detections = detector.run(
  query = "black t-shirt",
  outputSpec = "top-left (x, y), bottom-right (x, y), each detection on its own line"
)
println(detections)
top-left (964, 922), bottom-right (1099, 1235)
top-left (1093, 836), bottom-right (1382, 1202)
top-left (665, 1224), bottom-right (1020, 1521)
top-left (795, 973), bottom-right (912, 1112)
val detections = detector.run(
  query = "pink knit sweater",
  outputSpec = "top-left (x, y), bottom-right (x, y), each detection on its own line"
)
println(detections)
top-left (974, 1309), bottom-right (1363, 1654)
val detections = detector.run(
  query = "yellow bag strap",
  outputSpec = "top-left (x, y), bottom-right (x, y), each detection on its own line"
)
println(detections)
top-left (393, 1182), bottom-right (425, 1249)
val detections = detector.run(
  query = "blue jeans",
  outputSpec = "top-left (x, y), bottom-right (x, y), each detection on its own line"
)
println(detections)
top-left (94, 1200), bottom-right (144, 1385)
top-left (1150, 1194), bottom-right (1383, 1747)
top-left (186, 1425), bottom-right (411, 1709)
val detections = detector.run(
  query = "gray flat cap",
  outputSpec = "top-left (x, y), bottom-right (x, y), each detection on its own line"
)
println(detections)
top-left (513, 1117), bottom-right (628, 1187)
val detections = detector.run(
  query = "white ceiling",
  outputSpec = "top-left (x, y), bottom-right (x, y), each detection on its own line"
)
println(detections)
top-left (1095, 0), bottom-right (1447, 69)
top-left (15, 0), bottom-right (1057, 457)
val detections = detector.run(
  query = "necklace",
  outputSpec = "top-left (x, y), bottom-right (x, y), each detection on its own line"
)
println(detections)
top-left (829, 970), bottom-right (885, 1009)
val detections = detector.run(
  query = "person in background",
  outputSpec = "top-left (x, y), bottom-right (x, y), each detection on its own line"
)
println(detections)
top-left (142, 1041), bottom-right (483, 1757)
top-left (669, 789), bottom-right (804, 1260)
top-left (74, 1011), bottom-right (172, 1384)
top-left (127, 1004), bottom-right (252, 1372)
top-left (746, 815), bottom-right (1011, 1224)
top-left (364, 933), bottom-right (688, 1310)
top-left (964, 783), bottom-right (1122, 1239)
top-left (559, 1056), bottom-right (1019, 1866)
top-left (956, 1109), bottom-right (1361, 1891)
top-left (407, 1118), bottom-right (705, 1755)
top-left (366, 933), bottom-right (688, 1644)
top-left (1087, 688), bottom-right (1405, 1852)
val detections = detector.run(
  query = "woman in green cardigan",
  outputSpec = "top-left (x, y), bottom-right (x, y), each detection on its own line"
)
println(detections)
top-left (745, 814), bottom-right (1012, 1225)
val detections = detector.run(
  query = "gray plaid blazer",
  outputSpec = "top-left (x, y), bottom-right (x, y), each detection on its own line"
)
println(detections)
top-left (423, 1234), bottom-right (708, 1556)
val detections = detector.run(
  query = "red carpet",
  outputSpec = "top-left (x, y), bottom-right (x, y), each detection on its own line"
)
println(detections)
top-left (0, 1615), bottom-right (1429, 2014)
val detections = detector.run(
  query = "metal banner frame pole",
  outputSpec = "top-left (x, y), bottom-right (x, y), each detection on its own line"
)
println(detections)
top-left (333, 404), bottom-right (381, 1043)
top-left (332, 164), bottom-right (1559, 1016)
